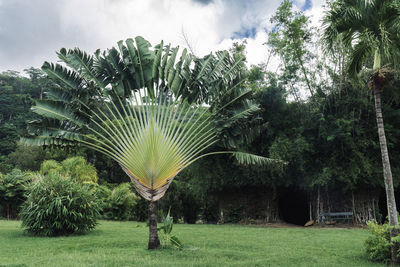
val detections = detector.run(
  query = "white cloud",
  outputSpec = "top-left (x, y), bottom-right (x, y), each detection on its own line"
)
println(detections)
top-left (0, 0), bottom-right (326, 73)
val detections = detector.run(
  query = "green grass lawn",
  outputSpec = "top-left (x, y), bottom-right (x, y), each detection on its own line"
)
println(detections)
top-left (0, 220), bottom-right (384, 267)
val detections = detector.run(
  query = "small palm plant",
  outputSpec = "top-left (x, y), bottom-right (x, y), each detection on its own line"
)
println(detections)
top-left (158, 209), bottom-right (183, 249)
top-left (23, 37), bottom-right (276, 249)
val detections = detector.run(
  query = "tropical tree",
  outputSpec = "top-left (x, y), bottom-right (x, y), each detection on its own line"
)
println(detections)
top-left (268, 0), bottom-right (316, 99)
top-left (323, 0), bottom-right (400, 261)
top-left (0, 169), bottom-right (30, 219)
top-left (22, 37), bottom-right (275, 249)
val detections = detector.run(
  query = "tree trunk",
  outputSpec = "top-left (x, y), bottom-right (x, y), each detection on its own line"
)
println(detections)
top-left (7, 203), bottom-right (10, 220)
top-left (374, 89), bottom-right (398, 226)
top-left (351, 191), bottom-right (355, 224)
top-left (373, 88), bottom-right (399, 263)
top-left (294, 50), bottom-right (314, 98)
top-left (317, 187), bottom-right (320, 223)
top-left (148, 201), bottom-right (160, 250)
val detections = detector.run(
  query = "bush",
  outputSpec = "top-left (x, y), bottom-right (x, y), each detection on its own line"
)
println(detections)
top-left (98, 183), bottom-right (139, 220)
top-left (0, 169), bottom-right (30, 219)
top-left (364, 220), bottom-right (391, 263)
top-left (20, 173), bottom-right (100, 236)
top-left (61, 157), bottom-right (98, 183)
top-left (40, 157), bottom-right (98, 183)
top-left (40, 160), bottom-right (61, 175)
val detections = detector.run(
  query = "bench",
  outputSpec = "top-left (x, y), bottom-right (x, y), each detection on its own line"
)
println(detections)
top-left (319, 212), bottom-right (353, 226)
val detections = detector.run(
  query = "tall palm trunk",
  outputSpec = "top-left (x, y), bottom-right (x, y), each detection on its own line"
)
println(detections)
top-left (373, 87), bottom-right (399, 263)
top-left (374, 88), bottom-right (398, 226)
top-left (372, 49), bottom-right (398, 227)
top-left (148, 201), bottom-right (160, 250)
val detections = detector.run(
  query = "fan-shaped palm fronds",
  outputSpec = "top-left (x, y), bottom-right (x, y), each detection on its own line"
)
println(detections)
top-left (22, 37), bottom-right (278, 249)
top-left (25, 86), bottom-right (276, 201)
top-left (85, 89), bottom-right (220, 201)
top-left (23, 37), bottom-right (275, 202)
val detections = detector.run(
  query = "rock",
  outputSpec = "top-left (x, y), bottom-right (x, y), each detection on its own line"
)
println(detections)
top-left (304, 220), bottom-right (314, 227)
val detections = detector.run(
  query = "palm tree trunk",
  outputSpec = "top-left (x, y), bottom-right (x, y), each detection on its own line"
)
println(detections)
top-left (374, 88), bottom-right (398, 226)
top-left (373, 88), bottom-right (399, 263)
top-left (148, 201), bottom-right (160, 250)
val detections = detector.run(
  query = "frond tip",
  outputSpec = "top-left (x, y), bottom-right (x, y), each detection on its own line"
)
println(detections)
top-left (193, 151), bottom-right (285, 166)
top-left (231, 152), bottom-right (286, 166)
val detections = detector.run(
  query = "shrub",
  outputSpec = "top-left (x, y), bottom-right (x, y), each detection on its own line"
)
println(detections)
top-left (20, 173), bottom-right (100, 236)
top-left (40, 157), bottom-right (98, 183)
top-left (0, 169), bottom-right (30, 219)
top-left (364, 220), bottom-right (391, 263)
top-left (99, 183), bottom-right (139, 220)
top-left (40, 160), bottom-right (61, 175)
top-left (61, 157), bottom-right (98, 183)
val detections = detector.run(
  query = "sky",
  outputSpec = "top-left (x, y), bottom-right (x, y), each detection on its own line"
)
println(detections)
top-left (0, 0), bottom-right (326, 73)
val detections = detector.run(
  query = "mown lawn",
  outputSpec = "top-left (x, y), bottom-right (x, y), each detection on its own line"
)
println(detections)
top-left (0, 220), bottom-right (384, 267)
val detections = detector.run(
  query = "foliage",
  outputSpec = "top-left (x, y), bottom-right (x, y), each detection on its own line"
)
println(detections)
top-left (60, 157), bottom-right (98, 183)
top-left (97, 183), bottom-right (139, 220)
top-left (40, 156), bottom-right (98, 183)
top-left (0, 169), bottom-right (30, 219)
top-left (268, 0), bottom-right (319, 99)
top-left (0, 71), bottom-right (40, 156)
top-left (0, 71), bottom-right (124, 182)
top-left (7, 144), bottom-right (46, 171)
top-left (158, 209), bottom-right (183, 249)
top-left (323, 0), bottom-right (400, 75)
top-left (0, 69), bottom-right (53, 173)
top-left (20, 173), bottom-right (100, 236)
top-left (40, 159), bottom-right (61, 175)
top-left (364, 220), bottom-right (391, 263)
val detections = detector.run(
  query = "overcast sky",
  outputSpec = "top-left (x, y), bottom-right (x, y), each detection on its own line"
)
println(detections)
top-left (0, 0), bottom-right (326, 73)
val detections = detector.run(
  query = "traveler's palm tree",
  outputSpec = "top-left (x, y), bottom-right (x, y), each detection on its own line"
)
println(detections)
top-left (323, 0), bottom-right (400, 234)
top-left (23, 37), bottom-right (275, 249)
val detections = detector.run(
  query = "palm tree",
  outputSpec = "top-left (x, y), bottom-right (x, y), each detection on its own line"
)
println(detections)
top-left (23, 37), bottom-right (276, 249)
top-left (323, 0), bottom-right (400, 261)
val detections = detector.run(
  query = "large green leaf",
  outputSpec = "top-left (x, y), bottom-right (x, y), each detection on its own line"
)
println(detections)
top-left (31, 100), bottom-right (86, 127)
